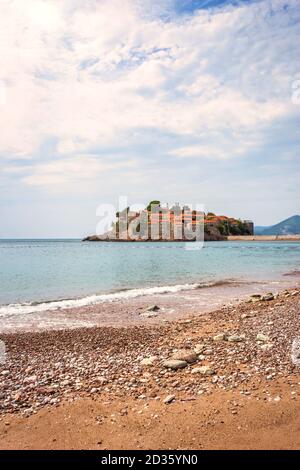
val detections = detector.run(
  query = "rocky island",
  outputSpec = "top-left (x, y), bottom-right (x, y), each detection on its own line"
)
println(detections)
top-left (83, 201), bottom-right (253, 242)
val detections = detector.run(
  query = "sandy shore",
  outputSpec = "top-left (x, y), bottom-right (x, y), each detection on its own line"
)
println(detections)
top-left (0, 285), bottom-right (300, 449)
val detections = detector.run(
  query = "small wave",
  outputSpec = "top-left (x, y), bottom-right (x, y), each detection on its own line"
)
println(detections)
top-left (196, 279), bottom-right (242, 289)
top-left (283, 270), bottom-right (300, 277)
top-left (0, 283), bottom-right (200, 317)
top-left (0, 279), bottom-right (243, 317)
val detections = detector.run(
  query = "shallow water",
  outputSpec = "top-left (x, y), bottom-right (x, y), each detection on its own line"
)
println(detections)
top-left (0, 239), bottom-right (300, 317)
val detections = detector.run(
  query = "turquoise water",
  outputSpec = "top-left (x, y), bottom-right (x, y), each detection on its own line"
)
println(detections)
top-left (0, 240), bottom-right (300, 313)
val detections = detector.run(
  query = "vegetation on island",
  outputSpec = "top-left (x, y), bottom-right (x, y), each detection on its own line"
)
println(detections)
top-left (84, 201), bottom-right (254, 241)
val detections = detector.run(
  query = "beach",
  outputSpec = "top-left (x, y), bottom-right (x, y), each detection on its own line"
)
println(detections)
top-left (0, 277), bottom-right (297, 333)
top-left (1, 0), bottom-right (299, 456)
top-left (1, 284), bottom-right (300, 449)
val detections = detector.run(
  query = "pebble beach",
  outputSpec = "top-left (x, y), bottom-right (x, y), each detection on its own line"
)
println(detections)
top-left (0, 285), bottom-right (300, 449)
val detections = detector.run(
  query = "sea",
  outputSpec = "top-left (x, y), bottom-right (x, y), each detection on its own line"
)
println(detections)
top-left (0, 239), bottom-right (300, 319)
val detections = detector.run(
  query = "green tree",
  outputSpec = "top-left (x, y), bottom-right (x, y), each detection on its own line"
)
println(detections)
top-left (147, 200), bottom-right (161, 211)
top-left (237, 220), bottom-right (251, 235)
top-left (217, 222), bottom-right (227, 236)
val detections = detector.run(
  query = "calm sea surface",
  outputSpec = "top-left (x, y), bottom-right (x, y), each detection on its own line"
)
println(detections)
top-left (0, 240), bottom-right (300, 315)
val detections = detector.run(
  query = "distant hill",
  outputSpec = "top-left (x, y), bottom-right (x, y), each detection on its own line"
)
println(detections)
top-left (254, 226), bottom-right (267, 235)
top-left (256, 215), bottom-right (300, 235)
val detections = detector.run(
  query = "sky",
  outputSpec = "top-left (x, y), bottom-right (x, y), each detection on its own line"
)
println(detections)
top-left (0, 0), bottom-right (299, 238)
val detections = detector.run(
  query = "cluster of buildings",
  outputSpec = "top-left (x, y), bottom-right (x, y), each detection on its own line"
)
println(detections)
top-left (114, 203), bottom-right (253, 240)
top-left (119, 204), bottom-right (202, 240)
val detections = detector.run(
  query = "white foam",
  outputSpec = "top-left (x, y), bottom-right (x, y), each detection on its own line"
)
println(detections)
top-left (0, 283), bottom-right (201, 317)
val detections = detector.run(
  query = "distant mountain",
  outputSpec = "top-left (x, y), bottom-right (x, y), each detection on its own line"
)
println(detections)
top-left (256, 215), bottom-right (300, 236)
top-left (254, 226), bottom-right (267, 235)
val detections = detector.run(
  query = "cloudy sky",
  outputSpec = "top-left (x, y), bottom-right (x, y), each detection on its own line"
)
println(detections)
top-left (0, 0), bottom-right (299, 238)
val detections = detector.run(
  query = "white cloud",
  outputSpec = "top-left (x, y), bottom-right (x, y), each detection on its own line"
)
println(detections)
top-left (0, 0), bottom-right (299, 188)
top-left (22, 155), bottom-right (136, 189)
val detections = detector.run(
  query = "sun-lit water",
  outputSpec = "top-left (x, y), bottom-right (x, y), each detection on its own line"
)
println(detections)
top-left (0, 239), bottom-right (300, 315)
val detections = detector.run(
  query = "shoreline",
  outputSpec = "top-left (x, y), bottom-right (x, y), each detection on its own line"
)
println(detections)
top-left (84, 235), bottom-right (300, 242)
top-left (1, 239), bottom-right (299, 333)
top-left (1, 275), bottom-right (299, 333)
top-left (228, 235), bottom-right (300, 241)
top-left (0, 284), bottom-right (300, 449)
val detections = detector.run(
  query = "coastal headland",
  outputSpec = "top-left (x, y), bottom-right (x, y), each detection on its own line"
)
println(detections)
top-left (0, 285), bottom-right (299, 449)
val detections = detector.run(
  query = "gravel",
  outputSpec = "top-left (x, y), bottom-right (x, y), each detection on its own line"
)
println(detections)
top-left (0, 288), bottom-right (299, 416)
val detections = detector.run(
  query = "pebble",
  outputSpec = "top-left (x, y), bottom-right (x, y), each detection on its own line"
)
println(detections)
top-left (140, 356), bottom-right (158, 366)
top-left (241, 313), bottom-right (253, 319)
top-left (260, 343), bottom-right (273, 351)
top-left (0, 288), bottom-right (298, 416)
top-left (197, 355), bottom-right (206, 361)
top-left (213, 333), bottom-right (226, 342)
top-left (146, 305), bottom-right (160, 312)
top-left (23, 375), bottom-right (37, 384)
top-left (163, 360), bottom-right (188, 370)
top-left (256, 333), bottom-right (270, 342)
top-left (191, 366), bottom-right (215, 376)
top-left (228, 335), bottom-right (245, 343)
top-left (14, 392), bottom-right (22, 401)
top-left (171, 350), bottom-right (198, 364)
top-left (203, 348), bottom-right (214, 355)
top-left (194, 344), bottom-right (205, 354)
top-left (163, 395), bottom-right (175, 404)
top-left (261, 293), bottom-right (274, 301)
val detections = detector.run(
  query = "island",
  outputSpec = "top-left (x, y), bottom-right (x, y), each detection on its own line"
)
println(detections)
top-left (83, 201), bottom-right (254, 242)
